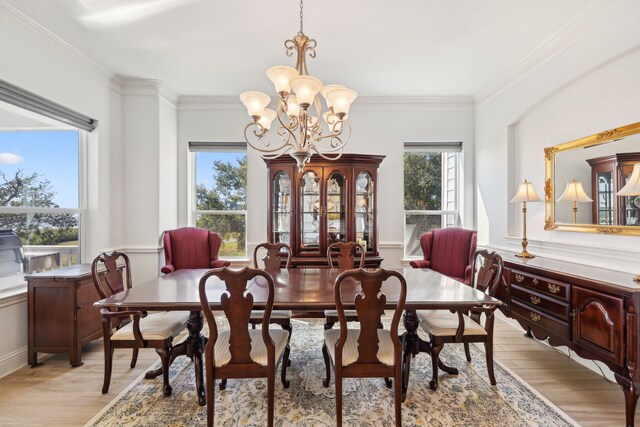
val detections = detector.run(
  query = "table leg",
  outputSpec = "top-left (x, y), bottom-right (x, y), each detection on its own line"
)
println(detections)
top-left (144, 311), bottom-right (206, 406)
top-left (400, 310), bottom-right (430, 402)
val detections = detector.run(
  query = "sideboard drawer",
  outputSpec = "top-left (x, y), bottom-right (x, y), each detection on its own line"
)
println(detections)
top-left (511, 300), bottom-right (571, 340)
top-left (511, 270), bottom-right (569, 301)
top-left (511, 284), bottom-right (570, 320)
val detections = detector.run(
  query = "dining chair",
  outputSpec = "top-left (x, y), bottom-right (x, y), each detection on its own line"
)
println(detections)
top-left (199, 267), bottom-right (290, 427)
top-left (417, 249), bottom-right (504, 390)
top-left (324, 242), bottom-right (364, 330)
top-left (249, 243), bottom-right (293, 351)
top-left (322, 268), bottom-right (407, 427)
top-left (409, 227), bottom-right (477, 285)
top-left (91, 251), bottom-right (189, 395)
top-left (160, 227), bottom-right (230, 274)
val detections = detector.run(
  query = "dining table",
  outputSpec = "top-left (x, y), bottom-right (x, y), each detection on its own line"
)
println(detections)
top-left (94, 267), bottom-right (501, 405)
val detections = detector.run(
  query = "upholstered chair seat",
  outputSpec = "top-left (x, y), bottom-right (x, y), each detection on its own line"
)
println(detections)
top-left (211, 329), bottom-right (289, 367)
top-left (417, 310), bottom-right (486, 337)
top-left (324, 329), bottom-right (396, 366)
top-left (111, 311), bottom-right (189, 341)
top-left (250, 309), bottom-right (292, 319)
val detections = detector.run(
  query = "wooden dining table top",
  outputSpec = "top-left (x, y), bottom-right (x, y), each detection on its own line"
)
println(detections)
top-left (94, 267), bottom-right (501, 312)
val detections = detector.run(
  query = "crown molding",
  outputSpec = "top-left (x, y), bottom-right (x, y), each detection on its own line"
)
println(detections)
top-left (474, 0), bottom-right (632, 107)
top-left (177, 95), bottom-right (474, 112)
top-left (0, 0), bottom-right (112, 78)
top-left (118, 78), bottom-right (178, 107)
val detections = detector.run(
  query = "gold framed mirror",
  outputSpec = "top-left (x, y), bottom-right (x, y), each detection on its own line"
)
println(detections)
top-left (545, 121), bottom-right (640, 235)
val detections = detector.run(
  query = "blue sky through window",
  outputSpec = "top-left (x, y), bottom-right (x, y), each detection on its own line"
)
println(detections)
top-left (0, 130), bottom-right (79, 208)
top-left (195, 151), bottom-right (245, 190)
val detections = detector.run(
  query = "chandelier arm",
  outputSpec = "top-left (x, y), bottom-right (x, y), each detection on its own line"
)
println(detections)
top-left (275, 100), bottom-right (299, 144)
top-left (244, 122), bottom-right (293, 154)
top-left (309, 146), bottom-right (344, 161)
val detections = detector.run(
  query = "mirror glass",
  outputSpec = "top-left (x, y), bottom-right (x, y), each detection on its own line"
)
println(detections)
top-left (545, 122), bottom-right (640, 235)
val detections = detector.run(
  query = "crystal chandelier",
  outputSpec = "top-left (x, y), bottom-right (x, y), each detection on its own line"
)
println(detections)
top-left (239, 0), bottom-right (357, 172)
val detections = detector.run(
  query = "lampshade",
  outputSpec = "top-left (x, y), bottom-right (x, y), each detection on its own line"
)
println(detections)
top-left (286, 95), bottom-right (300, 117)
top-left (325, 88), bottom-right (357, 116)
top-left (257, 108), bottom-right (277, 131)
top-left (289, 75), bottom-right (323, 106)
top-left (510, 179), bottom-right (542, 203)
top-left (557, 179), bottom-right (593, 202)
top-left (320, 84), bottom-right (345, 109)
top-left (239, 91), bottom-right (271, 117)
top-left (266, 66), bottom-right (299, 94)
top-left (618, 163), bottom-right (640, 196)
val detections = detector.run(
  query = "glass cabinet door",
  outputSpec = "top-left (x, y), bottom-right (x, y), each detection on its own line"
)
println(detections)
top-left (326, 171), bottom-right (347, 246)
top-left (355, 172), bottom-right (374, 252)
top-left (596, 172), bottom-right (613, 225)
top-left (300, 169), bottom-right (322, 254)
top-left (272, 171), bottom-right (291, 243)
top-left (622, 166), bottom-right (640, 226)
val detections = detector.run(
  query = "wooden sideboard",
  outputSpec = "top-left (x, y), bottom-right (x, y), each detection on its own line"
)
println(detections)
top-left (27, 264), bottom-right (104, 367)
top-left (497, 252), bottom-right (640, 426)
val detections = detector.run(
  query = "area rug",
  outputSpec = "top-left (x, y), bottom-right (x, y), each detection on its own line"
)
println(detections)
top-left (86, 319), bottom-right (578, 427)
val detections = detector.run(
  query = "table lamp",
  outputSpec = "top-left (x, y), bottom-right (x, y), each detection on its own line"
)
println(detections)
top-left (510, 179), bottom-right (542, 258)
top-left (616, 163), bottom-right (640, 281)
top-left (556, 179), bottom-right (593, 224)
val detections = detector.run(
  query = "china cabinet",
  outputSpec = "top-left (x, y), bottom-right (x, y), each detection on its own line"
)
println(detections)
top-left (586, 152), bottom-right (640, 226)
top-left (265, 154), bottom-right (384, 267)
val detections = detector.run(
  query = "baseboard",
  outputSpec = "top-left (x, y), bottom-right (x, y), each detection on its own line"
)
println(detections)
top-left (0, 346), bottom-right (27, 378)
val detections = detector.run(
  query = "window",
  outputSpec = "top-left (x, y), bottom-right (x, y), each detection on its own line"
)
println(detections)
top-left (0, 120), bottom-right (84, 292)
top-left (404, 142), bottom-right (461, 258)
top-left (191, 143), bottom-right (247, 258)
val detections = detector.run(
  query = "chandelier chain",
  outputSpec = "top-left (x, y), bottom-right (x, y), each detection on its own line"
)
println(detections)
top-left (299, 0), bottom-right (304, 35)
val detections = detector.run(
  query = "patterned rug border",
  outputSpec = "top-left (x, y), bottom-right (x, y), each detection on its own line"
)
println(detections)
top-left (85, 319), bottom-right (581, 427)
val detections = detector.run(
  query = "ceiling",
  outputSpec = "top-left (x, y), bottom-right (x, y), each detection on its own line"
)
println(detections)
top-left (3, 0), bottom-right (608, 97)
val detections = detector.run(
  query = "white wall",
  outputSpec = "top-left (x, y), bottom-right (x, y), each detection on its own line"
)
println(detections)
top-left (476, 0), bottom-right (640, 274)
top-left (177, 97), bottom-right (475, 267)
top-left (0, 4), bottom-right (120, 376)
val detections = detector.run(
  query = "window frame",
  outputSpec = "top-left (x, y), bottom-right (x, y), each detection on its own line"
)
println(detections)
top-left (403, 145), bottom-right (462, 259)
top-left (189, 143), bottom-right (248, 259)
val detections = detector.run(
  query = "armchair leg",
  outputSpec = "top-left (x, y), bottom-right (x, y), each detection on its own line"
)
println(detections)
top-left (322, 343), bottom-right (331, 387)
top-left (156, 344), bottom-right (173, 397)
top-left (130, 348), bottom-right (139, 368)
top-left (205, 362), bottom-right (214, 427)
top-left (281, 345), bottom-right (290, 388)
top-left (335, 375), bottom-right (343, 427)
top-left (429, 343), bottom-right (444, 391)
top-left (394, 366), bottom-right (402, 427)
top-left (102, 345), bottom-right (114, 394)
top-left (485, 339), bottom-right (496, 385)
top-left (267, 370), bottom-right (275, 427)
top-left (463, 342), bottom-right (472, 362)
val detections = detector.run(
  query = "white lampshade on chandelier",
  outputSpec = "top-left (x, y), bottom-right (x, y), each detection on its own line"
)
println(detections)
top-left (239, 0), bottom-right (357, 172)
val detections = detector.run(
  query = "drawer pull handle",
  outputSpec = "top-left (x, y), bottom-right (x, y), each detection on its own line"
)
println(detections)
top-left (530, 312), bottom-right (541, 322)
top-left (548, 284), bottom-right (561, 294)
top-left (530, 295), bottom-right (541, 305)
top-left (515, 274), bottom-right (524, 283)
top-left (532, 278), bottom-right (539, 285)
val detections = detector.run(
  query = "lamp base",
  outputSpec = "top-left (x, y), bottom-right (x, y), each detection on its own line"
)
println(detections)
top-left (515, 250), bottom-right (535, 259)
top-left (633, 274), bottom-right (640, 282)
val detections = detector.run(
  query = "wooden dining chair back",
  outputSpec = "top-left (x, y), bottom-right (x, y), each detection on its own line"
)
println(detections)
top-left (327, 241), bottom-right (364, 269)
top-left (92, 251), bottom-right (188, 396)
top-left (322, 268), bottom-right (407, 427)
top-left (417, 249), bottom-right (504, 390)
top-left (199, 267), bottom-right (291, 427)
top-left (250, 243), bottom-right (293, 345)
top-left (253, 242), bottom-right (292, 269)
top-left (324, 242), bottom-right (365, 330)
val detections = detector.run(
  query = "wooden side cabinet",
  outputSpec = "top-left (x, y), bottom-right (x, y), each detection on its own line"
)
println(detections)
top-left (498, 253), bottom-right (640, 427)
top-left (27, 264), bottom-right (104, 367)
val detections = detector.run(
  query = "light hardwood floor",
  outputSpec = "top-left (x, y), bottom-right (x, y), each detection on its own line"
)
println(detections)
top-left (0, 318), bottom-right (632, 426)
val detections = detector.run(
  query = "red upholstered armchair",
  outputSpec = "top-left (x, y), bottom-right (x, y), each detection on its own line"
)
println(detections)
top-left (409, 227), bottom-right (477, 285)
top-left (161, 227), bottom-right (230, 274)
